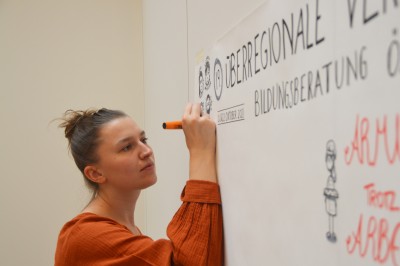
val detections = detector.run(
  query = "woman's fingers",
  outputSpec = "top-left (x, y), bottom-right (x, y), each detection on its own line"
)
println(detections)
top-left (182, 102), bottom-right (215, 148)
top-left (191, 103), bottom-right (202, 118)
top-left (184, 103), bottom-right (193, 118)
top-left (181, 103), bottom-right (217, 183)
top-left (184, 102), bottom-right (204, 119)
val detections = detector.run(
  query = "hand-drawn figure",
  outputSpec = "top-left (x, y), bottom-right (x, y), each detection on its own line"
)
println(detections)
top-left (205, 94), bottom-right (212, 114)
top-left (199, 67), bottom-right (205, 98)
top-left (323, 140), bottom-right (339, 243)
top-left (205, 56), bottom-right (211, 90)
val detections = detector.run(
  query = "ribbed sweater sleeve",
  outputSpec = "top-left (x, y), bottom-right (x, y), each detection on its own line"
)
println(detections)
top-left (167, 180), bottom-right (223, 266)
top-left (54, 180), bottom-right (223, 266)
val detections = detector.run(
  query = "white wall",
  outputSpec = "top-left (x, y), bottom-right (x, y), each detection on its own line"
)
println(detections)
top-left (0, 1), bottom-right (145, 265)
top-left (186, 1), bottom-right (400, 265)
top-left (187, 0), bottom-right (266, 99)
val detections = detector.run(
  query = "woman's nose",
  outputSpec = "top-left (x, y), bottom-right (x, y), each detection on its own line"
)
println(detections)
top-left (139, 143), bottom-right (153, 159)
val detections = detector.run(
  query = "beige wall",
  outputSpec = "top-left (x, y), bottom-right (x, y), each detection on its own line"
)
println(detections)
top-left (0, 0), bottom-right (265, 264)
top-left (0, 1), bottom-right (145, 265)
top-left (142, 0), bottom-right (190, 239)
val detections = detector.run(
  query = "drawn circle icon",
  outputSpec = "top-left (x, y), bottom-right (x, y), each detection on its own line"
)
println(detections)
top-left (213, 58), bottom-right (223, 101)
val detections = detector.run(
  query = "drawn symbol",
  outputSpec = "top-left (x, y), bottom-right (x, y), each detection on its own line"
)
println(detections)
top-left (324, 139), bottom-right (339, 243)
top-left (199, 66), bottom-right (204, 98)
top-left (214, 58), bottom-right (223, 101)
top-left (205, 94), bottom-right (212, 114)
top-left (205, 56), bottom-right (211, 90)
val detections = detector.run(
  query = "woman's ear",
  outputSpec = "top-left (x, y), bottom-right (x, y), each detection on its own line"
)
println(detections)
top-left (84, 165), bottom-right (106, 184)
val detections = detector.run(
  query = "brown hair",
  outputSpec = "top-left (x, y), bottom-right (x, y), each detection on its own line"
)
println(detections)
top-left (58, 108), bottom-right (127, 198)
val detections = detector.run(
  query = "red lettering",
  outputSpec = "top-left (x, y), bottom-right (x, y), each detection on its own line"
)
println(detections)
top-left (347, 214), bottom-right (400, 265)
top-left (391, 223), bottom-right (400, 265)
top-left (345, 115), bottom-right (362, 165)
top-left (364, 183), bottom-right (400, 212)
top-left (347, 214), bottom-right (364, 254)
top-left (366, 216), bottom-right (377, 257)
top-left (360, 117), bottom-right (372, 165)
top-left (385, 114), bottom-right (400, 164)
top-left (344, 114), bottom-right (400, 166)
top-left (387, 191), bottom-right (400, 212)
top-left (365, 183), bottom-right (376, 206)
top-left (377, 218), bottom-right (390, 263)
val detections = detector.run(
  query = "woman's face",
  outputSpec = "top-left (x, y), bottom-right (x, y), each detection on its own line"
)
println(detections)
top-left (94, 117), bottom-right (157, 191)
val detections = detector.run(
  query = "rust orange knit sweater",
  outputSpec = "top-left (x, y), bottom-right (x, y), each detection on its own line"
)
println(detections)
top-left (54, 180), bottom-right (223, 266)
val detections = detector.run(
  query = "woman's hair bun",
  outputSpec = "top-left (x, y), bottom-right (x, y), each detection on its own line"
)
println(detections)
top-left (59, 109), bottom-right (98, 141)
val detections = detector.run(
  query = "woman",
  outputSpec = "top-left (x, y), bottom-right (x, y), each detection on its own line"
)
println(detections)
top-left (54, 103), bottom-right (223, 266)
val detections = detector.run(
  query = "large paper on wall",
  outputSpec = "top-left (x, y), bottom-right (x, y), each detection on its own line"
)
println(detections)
top-left (194, 1), bottom-right (400, 265)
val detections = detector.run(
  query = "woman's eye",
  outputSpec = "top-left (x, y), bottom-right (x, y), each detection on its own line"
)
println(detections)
top-left (141, 137), bottom-right (148, 144)
top-left (122, 144), bottom-right (132, 152)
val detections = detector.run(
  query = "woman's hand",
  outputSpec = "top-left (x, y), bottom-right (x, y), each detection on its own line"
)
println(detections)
top-left (182, 103), bottom-right (217, 183)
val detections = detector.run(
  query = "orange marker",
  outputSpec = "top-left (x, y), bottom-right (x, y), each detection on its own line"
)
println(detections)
top-left (162, 121), bottom-right (182, 129)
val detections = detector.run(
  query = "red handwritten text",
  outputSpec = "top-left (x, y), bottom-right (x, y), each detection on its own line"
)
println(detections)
top-left (344, 114), bottom-right (400, 166)
top-left (364, 183), bottom-right (400, 212)
top-left (346, 214), bottom-right (400, 265)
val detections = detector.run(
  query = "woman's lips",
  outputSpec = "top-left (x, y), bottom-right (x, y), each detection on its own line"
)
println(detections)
top-left (141, 162), bottom-right (154, 171)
